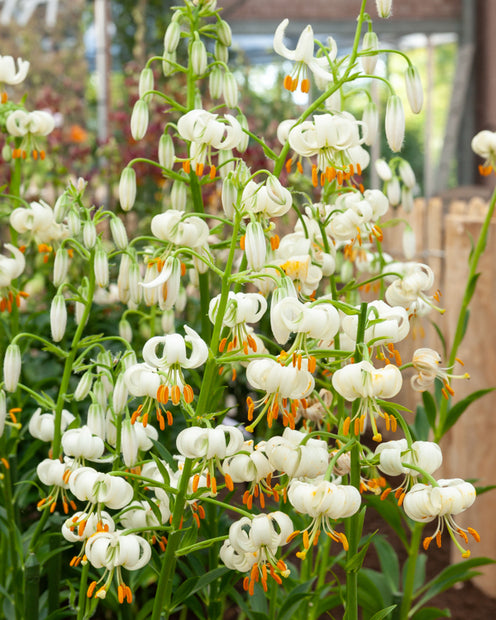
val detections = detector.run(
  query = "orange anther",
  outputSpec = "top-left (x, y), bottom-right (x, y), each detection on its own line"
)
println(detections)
top-left (301, 78), bottom-right (310, 93)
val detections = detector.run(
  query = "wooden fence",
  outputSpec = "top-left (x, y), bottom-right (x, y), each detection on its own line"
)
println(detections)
top-left (383, 194), bottom-right (496, 596)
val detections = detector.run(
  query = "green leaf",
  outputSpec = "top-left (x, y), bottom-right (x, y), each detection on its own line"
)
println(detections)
top-left (279, 579), bottom-right (315, 620)
top-left (475, 484), bottom-right (496, 495)
top-left (373, 537), bottom-right (400, 593)
top-left (365, 495), bottom-right (408, 547)
top-left (421, 391), bottom-right (437, 429)
top-left (402, 552), bottom-right (427, 594)
top-left (440, 388), bottom-right (495, 436)
top-left (345, 535), bottom-right (373, 573)
top-left (411, 607), bottom-right (450, 620)
top-left (411, 404), bottom-right (431, 442)
top-left (357, 570), bottom-right (385, 613)
top-left (171, 566), bottom-right (229, 611)
top-left (369, 605), bottom-right (397, 620)
top-left (464, 273), bottom-right (481, 307)
top-left (413, 557), bottom-right (495, 611)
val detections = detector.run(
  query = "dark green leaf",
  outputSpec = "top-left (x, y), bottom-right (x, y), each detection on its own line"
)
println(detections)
top-left (441, 388), bottom-right (495, 436)
top-left (171, 566), bottom-right (229, 610)
top-left (373, 537), bottom-right (400, 593)
top-left (422, 391), bottom-right (437, 429)
top-left (411, 607), bottom-right (450, 620)
top-left (279, 579), bottom-right (315, 620)
top-left (369, 605), bottom-right (397, 620)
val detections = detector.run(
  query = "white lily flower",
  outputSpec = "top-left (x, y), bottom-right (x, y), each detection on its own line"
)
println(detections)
top-left (273, 19), bottom-right (334, 92)
top-left (265, 428), bottom-right (328, 479)
top-left (403, 479), bottom-right (479, 557)
top-left (220, 511), bottom-right (292, 593)
top-left (151, 210), bottom-right (209, 248)
top-left (62, 510), bottom-right (115, 543)
top-left (375, 438), bottom-right (442, 480)
top-left (246, 359), bottom-right (315, 430)
top-left (332, 361), bottom-right (402, 442)
top-left (241, 176), bottom-right (292, 219)
top-left (274, 234), bottom-right (323, 296)
top-left (223, 440), bottom-right (275, 507)
top-left (29, 407), bottom-right (75, 441)
top-left (410, 347), bottom-right (469, 395)
top-left (0, 54), bottom-right (29, 88)
top-left (10, 200), bottom-right (67, 244)
top-left (341, 300), bottom-right (410, 351)
top-left (176, 424), bottom-right (245, 460)
top-left (69, 466), bottom-right (134, 509)
top-left (385, 262), bottom-right (440, 312)
top-left (270, 297), bottom-right (340, 345)
top-left (209, 291), bottom-right (266, 352)
top-left (140, 256), bottom-right (182, 310)
top-left (6, 110), bottom-right (54, 137)
top-left (471, 129), bottom-right (496, 175)
top-left (85, 531), bottom-right (151, 601)
top-left (120, 498), bottom-right (170, 529)
top-left (287, 480), bottom-right (361, 555)
top-left (61, 426), bottom-right (105, 462)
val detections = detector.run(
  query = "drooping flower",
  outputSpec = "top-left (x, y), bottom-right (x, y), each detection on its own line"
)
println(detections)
top-left (273, 19), bottom-right (334, 93)
top-left (0, 54), bottom-right (29, 99)
top-left (85, 531), bottom-right (151, 602)
top-left (385, 262), bottom-right (442, 313)
top-left (28, 407), bottom-right (75, 442)
top-left (270, 296), bottom-right (340, 346)
top-left (287, 480), bottom-right (361, 555)
top-left (220, 511), bottom-right (293, 595)
top-left (265, 428), bottom-right (329, 479)
top-left (0, 244), bottom-right (26, 312)
top-left (6, 109), bottom-right (55, 159)
top-left (10, 200), bottom-right (68, 244)
top-left (246, 358), bottom-right (315, 429)
top-left (36, 458), bottom-right (76, 514)
top-left (332, 360), bottom-right (403, 442)
top-left (68, 466), bottom-right (134, 510)
top-left (241, 175), bottom-right (292, 219)
top-left (410, 348), bottom-right (469, 397)
top-left (471, 129), bottom-right (496, 176)
top-left (403, 478), bottom-right (479, 557)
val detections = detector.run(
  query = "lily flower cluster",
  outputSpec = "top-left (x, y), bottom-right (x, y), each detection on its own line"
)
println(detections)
top-left (0, 0), bottom-right (484, 615)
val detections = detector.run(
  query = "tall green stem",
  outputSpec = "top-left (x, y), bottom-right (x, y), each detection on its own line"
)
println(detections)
top-left (398, 523), bottom-right (423, 620)
top-left (436, 185), bottom-right (496, 439)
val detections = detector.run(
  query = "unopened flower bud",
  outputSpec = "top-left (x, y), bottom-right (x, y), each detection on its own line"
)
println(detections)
top-left (158, 133), bottom-right (175, 169)
top-left (110, 217), bottom-right (128, 250)
top-left (209, 65), bottom-right (224, 99)
top-left (385, 95), bottom-right (405, 152)
top-left (405, 64), bottom-right (423, 114)
top-left (112, 373), bottom-right (128, 414)
top-left (218, 149), bottom-right (234, 178)
top-left (88, 402), bottom-right (106, 439)
top-left (363, 101), bottom-right (379, 146)
top-left (361, 31), bottom-right (379, 75)
top-left (67, 211), bottom-right (81, 236)
top-left (53, 248), bottom-right (69, 286)
top-left (129, 262), bottom-right (141, 304)
top-left (386, 176), bottom-right (401, 206)
top-left (223, 71), bottom-right (238, 108)
top-left (2, 144), bottom-right (11, 162)
top-left (171, 180), bottom-right (187, 211)
top-left (245, 221), bottom-right (266, 271)
top-left (191, 38), bottom-right (207, 75)
top-left (340, 259), bottom-right (353, 283)
top-left (94, 247), bottom-right (109, 288)
top-left (74, 370), bottom-right (93, 401)
top-left (399, 160), bottom-right (416, 189)
top-left (163, 20), bottom-right (181, 53)
top-left (402, 225), bottom-right (416, 259)
top-left (139, 68), bottom-right (154, 102)
top-left (119, 167), bottom-right (137, 212)
top-left (215, 40), bottom-right (228, 64)
top-left (75, 285), bottom-right (88, 327)
top-left (162, 51), bottom-right (177, 77)
top-left (50, 294), bottom-right (67, 342)
top-left (376, 0), bottom-right (392, 18)
top-left (236, 113), bottom-right (249, 153)
top-left (83, 221), bottom-right (96, 249)
top-left (119, 319), bottom-right (133, 342)
top-left (4, 343), bottom-right (21, 392)
top-left (221, 175), bottom-right (237, 218)
top-left (130, 99), bottom-right (149, 140)
top-left (325, 89), bottom-right (342, 112)
top-left (401, 186), bottom-right (414, 213)
top-left (54, 192), bottom-right (71, 222)
top-left (375, 158), bottom-right (393, 181)
top-left (216, 19), bottom-right (232, 46)
top-left (161, 310), bottom-right (175, 333)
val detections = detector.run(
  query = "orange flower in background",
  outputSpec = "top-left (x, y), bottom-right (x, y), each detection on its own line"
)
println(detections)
top-left (69, 124), bottom-right (88, 143)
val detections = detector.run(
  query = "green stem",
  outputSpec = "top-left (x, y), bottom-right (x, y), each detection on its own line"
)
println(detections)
top-left (398, 523), bottom-right (423, 620)
top-left (436, 185), bottom-right (496, 440)
top-left (151, 458), bottom-right (193, 620)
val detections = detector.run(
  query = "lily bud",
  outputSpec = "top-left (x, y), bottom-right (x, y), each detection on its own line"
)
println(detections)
top-left (74, 370), bottom-right (93, 401)
top-left (386, 176), bottom-right (401, 206)
top-left (215, 40), bottom-right (229, 64)
top-left (83, 220), bottom-right (96, 249)
top-left (216, 19), bottom-right (232, 46)
top-left (110, 217), bottom-right (128, 250)
top-left (376, 0), bottom-right (392, 18)
top-left (223, 71), bottom-right (238, 108)
top-left (402, 225), bottom-right (416, 259)
top-left (130, 99), bottom-right (149, 140)
top-left (385, 95), bottom-right (405, 152)
top-left (245, 221), bottom-right (266, 271)
top-left (67, 211), bottom-right (81, 235)
top-left (139, 68), bottom-right (154, 102)
top-left (363, 101), bottom-right (379, 146)
top-left (119, 318), bottom-right (133, 342)
top-left (191, 38), bottom-right (208, 76)
top-left (112, 373), bottom-right (128, 414)
top-left (401, 186), bottom-right (414, 213)
top-left (171, 179), bottom-right (187, 211)
top-left (54, 192), bottom-right (71, 222)
top-left (405, 64), bottom-right (423, 114)
top-left (162, 51), bottom-right (177, 77)
top-left (209, 65), bottom-right (224, 99)
top-left (94, 247), bottom-right (109, 288)
top-left (4, 343), bottom-right (21, 392)
top-left (119, 167), bottom-right (137, 212)
top-left (361, 31), bottom-right (379, 75)
top-left (399, 160), bottom-right (416, 189)
top-left (50, 294), bottom-right (67, 342)
top-left (221, 174), bottom-right (237, 218)
top-left (53, 248), bottom-right (69, 286)
top-left (218, 148), bottom-right (234, 178)
top-left (87, 402), bottom-right (106, 439)
top-left (375, 158), bottom-right (393, 181)
top-left (161, 309), bottom-right (175, 333)
top-left (236, 113), bottom-right (249, 153)
top-left (158, 133), bottom-right (175, 169)
top-left (163, 20), bottom-right (181, 53)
